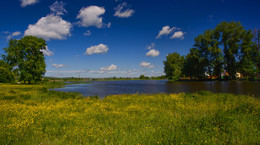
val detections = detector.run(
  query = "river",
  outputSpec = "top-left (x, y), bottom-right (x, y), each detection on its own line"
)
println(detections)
top-left (53, 80), bottom-right (260, 98)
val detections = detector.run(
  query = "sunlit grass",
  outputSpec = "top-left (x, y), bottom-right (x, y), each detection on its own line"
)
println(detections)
top-left (0, 84), bottom-right (259, 144)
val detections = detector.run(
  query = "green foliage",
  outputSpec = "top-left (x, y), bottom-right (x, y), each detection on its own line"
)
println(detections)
top-left (164, 52), bottom-right (184, 80)
top-left (0, 60), bottom-right (15, 83)
top-left (239, 30), bottom-right (259, 79)
top-left (2, 39), bottom-right (20, 68)
top-left (0, 67), bottom-right (14, 83)
top-left (182, 21), bottom-right (259, 80)
top-left (139, 75), bottom-right (149, 80)
top-left (0, 84), bottom-right (259, 144)
top-left (183, 48), bottom-right (204, 79)
top-left (216, 22), bottom-right (245, 79)
top-left (192, 29), bottom-right (224, 79)
top-left (3, 36), bottom-right (47, 83)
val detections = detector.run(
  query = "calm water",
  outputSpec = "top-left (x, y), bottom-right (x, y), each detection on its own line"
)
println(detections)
top-left (53, 80), bottom-right (260, 98)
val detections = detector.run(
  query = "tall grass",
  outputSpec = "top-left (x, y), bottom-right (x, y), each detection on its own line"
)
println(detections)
top-left (0, 84), bottom-right (259, 144)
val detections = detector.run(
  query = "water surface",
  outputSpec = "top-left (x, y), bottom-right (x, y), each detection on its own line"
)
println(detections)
top-left (53, 80), bottom-right (260, 98)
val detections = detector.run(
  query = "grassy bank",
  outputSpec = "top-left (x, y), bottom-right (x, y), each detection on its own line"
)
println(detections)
top-left (0, 84), bottom-right (259, 144)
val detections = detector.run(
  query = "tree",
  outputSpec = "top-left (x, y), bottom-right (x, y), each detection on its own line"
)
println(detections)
top-left (239, 30), bottom-right (259, 79)
top-left (0, 60), bottom-right (15, 83)
top-left (139, 75), bottom-right (149, 80)
top-left (254, 29), bottom-right (260, 73)
top-left (191, 21), bottom-right (257, 80)
top-left (183, 48), bottom-right (203, 79)
top-left (216, 21), bottom-right (246, 79)
top-left (164, 52), bottom-right (184, 80)
top-left (193, 29), bottom-right (224, 80)
top-left (194, 31), bottom-right (217, 79)
top-left (209, 30), bottom-right (223, 79)
top-left (3, 36), bottom-right (47, 83)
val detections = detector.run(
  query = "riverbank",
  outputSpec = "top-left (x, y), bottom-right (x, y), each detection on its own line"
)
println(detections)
top-left (0, 83), bottom-right (259, 144)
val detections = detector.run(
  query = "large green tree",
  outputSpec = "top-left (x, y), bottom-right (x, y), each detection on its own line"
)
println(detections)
top-left (3, 36), bottom-right (47, 83)
top-left (164, 52), bottom-right (184, 80)
top-left (193, 29), bottom-right (223, 79)
top-left (216, 21), bottom-right (247, 79)
top-left (190, 21), bottom-right (258, 80)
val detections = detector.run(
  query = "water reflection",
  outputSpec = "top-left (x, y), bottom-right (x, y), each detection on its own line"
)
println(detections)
top-left (53, 80), bottom-right (260, 98)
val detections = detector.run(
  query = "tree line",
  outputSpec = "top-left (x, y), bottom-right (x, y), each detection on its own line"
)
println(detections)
top-left (0, 36), bottom-right (46, 83)
top-left (164, 21), bottom-right (260, 80)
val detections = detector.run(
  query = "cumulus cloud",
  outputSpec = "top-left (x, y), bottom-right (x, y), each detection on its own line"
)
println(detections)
top-left (77, 6), bottom-right (105, 28)
top-left (146, 49), bottom-right (160, 57)
top-left (140, 62), bottom-right (154, 69)
top-left (171, 31), bottom-right (184, 39)
top-left (114, 2), bottom-right (135, 18)
top-left (20, 0), bottom-right (39, 7)
top-left (84, 44), bottom-right (109, 55)
top-left (40, 46), bottom-right (54, 56)
top-left (84, 30), bottom-right (91, 36)
top-left (156, 26), bottom-right (176, 39)
top-left (52, 64), bottom-right (65, 68)
top-left (101, 64), bottom-right (117, 71)
top-left (24, 15), bottom-right (72, 41)
top-left (7, 31), bottom-right (21, 39)
top-left (49, 1), bottom-right (67, 16)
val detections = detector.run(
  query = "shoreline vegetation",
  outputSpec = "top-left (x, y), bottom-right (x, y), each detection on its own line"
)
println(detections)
top-left (43, 76), bottom-right (260, 82)
top-left (0, 82), bottom-right (259, 144)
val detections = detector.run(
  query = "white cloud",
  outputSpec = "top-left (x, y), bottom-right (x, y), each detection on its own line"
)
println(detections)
top-left (84, 44), bottom-right (109, 55)
top-left (84, 30), bottom-right (91, 36)
top-left (171, 31), bottom-right (184, 39)
top-left (146, 49), bottom-right (160, 57)
top-left (114, 2), bottom-right (135, 18)
top-left (7, 31), bottom-right (21, 39)
top-left (101, 64), bottom-right (117, 71)
top-left (20, 0), bottom-right (39, 7)
top-left (52, 64), bottom-right (65, 68)
top-left (147, 43), bottom-right (155, 50)
top-left (49, 1), bottom-right (67, 16)
top-left (77, 6), bottom-right (105, 28)
top-left (40, 46), bottom-right (54, 56)
top-left (24, 15), bottom-right (72, 41)
top-left (156, 26), bottom-right (176, 39)
top-left (140, 62), bottom-right (154, 69)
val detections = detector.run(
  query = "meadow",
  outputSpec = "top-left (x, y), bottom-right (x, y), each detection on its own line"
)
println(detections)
top-left (0, 83), bottom-right (259, 144)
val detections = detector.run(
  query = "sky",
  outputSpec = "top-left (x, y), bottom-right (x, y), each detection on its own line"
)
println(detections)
top-left (0, 0), bottom-right (260, 78)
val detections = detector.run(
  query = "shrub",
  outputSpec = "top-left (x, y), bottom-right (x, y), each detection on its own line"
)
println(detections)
top-left (0, 67), bottom-right (15, 83)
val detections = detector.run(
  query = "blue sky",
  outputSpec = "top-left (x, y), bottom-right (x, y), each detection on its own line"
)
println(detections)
top-left (0, 0), bottom-right (259, 78)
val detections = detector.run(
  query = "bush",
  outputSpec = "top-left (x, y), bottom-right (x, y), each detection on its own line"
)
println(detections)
top-left (0, 67), bottom-right (15, 83)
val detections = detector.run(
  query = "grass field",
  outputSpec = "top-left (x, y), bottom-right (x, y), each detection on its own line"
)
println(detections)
top-left (0, 83), bottom-right (259, 144)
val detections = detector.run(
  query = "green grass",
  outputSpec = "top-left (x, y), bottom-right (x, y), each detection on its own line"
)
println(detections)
top-left (0, 83), bottom-right (259, 144)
